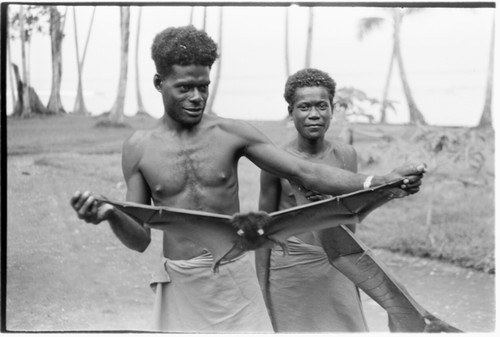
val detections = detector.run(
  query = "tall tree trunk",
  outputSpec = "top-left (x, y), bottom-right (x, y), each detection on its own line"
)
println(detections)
top-left (202, 7), bottom-right (207, 30)
top-left (109, 6), bottom-right (130, 124)
top-left (284, 7), bottom-right (290, 78)
top-left (72, 6), bottom-right (96, 115)
top-left (304, 7), bottom-right (314, 68)
top-left (47, 6), bottom-right (66, 114)
top-left (12, 63), bottom-right (49, 117)
top-left (19, 5), bottom-right (31, 118)
top-left (394, 11), bottom-right (426, 125)
top-left (134, 7), bottom-right (147, 115)
top-left (478, 18), bottom-right (494, 128)
top-left (379, 24), bottom-right (397, 124)
top-left (206, 7), bottom-right (223, 115)
top-left (189, 6), bottom-right (194, 25)
top-left (7, 25), bottom-right (17, 109)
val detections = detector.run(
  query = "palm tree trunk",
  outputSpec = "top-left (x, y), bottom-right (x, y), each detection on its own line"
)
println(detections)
top-left (284, 7), bottom-right (290, 78)
top-left (72, 6), bottom-right (96, 115)
top-left (205, 7), bottom-right (223, 115)
top-left (7, 25), bottom-right (17, 109)
top-left (47, 6), bottom-right (66, 114)
top-left (109, 6), bottom-right (130, 124)
top-left (19, 5), bottom-right (31, 118)
top-left (478, 18), bottom-right (494, 128)
top-left (304, 7), bottom-right (314, 68)
top-left (202, 7), bottom-right (207, 30)
top-left (380, 42), bottom-right (396, 123)
top-left (134, 7), bottom-right (147, 115)
top-left (394, 11), bottom-right (426, 125)
top-left (189, 7), bottom-right (194, 24)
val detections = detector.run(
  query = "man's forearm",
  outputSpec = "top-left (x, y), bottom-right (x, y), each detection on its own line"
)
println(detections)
top-left (304, 164), bottom-right (388, 195)
top-left (106, 208), bottom-right (151, 252)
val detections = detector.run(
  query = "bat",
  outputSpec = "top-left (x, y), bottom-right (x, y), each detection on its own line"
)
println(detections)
top-left (94, 177), bottom-right (462, 332)
top-left (95, 178), bottom-right (406, 271)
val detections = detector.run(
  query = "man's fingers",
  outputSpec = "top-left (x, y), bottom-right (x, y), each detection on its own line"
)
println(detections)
top-left (70, 191), bottom-right (82, 207)
top-left (397, 163), bottom-right (427, 176)
top-left (77, 193), bottom-right (95, 220)
top-left (417, 163), bottom-right (427, 173)
top-left (74, 191), bottom-right (91, 210)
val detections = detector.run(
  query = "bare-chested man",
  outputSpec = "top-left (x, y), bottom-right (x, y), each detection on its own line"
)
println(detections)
top-left (70, 26), bottom-right (424, 333)
top-left (256, 68), bottom-right (423, 332)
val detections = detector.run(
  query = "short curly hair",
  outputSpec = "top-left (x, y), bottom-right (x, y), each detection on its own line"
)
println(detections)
top-left (284, 68), bottom-right (336, 112)
top-left (151, 25), bottom-right (218, 76)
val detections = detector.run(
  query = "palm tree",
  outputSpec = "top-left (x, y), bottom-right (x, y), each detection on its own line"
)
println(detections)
top-left (107, 6), bottom-right (130, 125)
top-left (205, 7), bottom-right (223, 115)
top-left (72, 6), bottom-right (96, 115)
top-left (283, 6), bottom-right (290, 77)
top-left (46, 6), bottom-right (67, 115)
top-left (304, 7), bottom-right (314, 68)
top-left (358, 8), bottom-right (427, 125)
top-left (7, 7), bottom-right (17, 108)
top-left (478, 18), bottom-right (494, 128)
top-left (189, 7), bottom-right (194, 24)
top-left (9, 5), bottom-right (55, 117)
top-left (134, 6), bottom-right (147, 116)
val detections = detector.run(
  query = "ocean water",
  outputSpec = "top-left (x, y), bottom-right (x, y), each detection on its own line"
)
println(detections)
top-left (5, 68), bottom-right (488, 127)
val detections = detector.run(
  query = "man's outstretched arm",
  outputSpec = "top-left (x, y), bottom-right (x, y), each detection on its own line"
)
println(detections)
top-left (238, 122), bottom-right (426, 196)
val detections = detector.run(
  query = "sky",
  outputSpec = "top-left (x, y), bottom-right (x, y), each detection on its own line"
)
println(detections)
top-left (4, 1), bottom-right (497, 126)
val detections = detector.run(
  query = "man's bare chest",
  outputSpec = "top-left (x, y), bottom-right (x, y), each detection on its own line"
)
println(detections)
top-left (138, 137), bottom-right (237, 195)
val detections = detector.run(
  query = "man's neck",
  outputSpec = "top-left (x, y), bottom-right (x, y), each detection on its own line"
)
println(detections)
top-left (296, 137), bottom-right (328, 156)
top-left (160, 113), bottom-right (203, 133)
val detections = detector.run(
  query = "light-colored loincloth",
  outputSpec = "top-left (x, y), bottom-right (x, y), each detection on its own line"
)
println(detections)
top-left (269, 236), bottom-right (369, 332)
top-left (150, 251), bottom-right (273, 333)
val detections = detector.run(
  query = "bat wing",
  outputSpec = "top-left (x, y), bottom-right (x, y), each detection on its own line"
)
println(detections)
top-left (264, 178), bottom-right (406, 245)
top-left (317, 225), bottom-right (462, 332)
top-left (95, 197), bottom-right (243, 271)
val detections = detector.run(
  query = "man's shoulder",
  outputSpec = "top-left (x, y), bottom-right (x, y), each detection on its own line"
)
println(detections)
top-left (122, 128), bottom-right (159, 155)
top-left (125, 129), bottom-right (154, 145)
top-left (329, 139), bottom-right (357, 156)
top-left (208, 115), bottom-right (263, 138)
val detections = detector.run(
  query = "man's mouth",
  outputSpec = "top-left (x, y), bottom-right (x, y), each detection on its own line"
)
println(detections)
top-left (183, 107), bottom-right (204, 117)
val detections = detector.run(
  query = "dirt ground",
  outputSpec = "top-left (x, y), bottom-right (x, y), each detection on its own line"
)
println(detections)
top-left (4, 140), bottom-right (496, 333)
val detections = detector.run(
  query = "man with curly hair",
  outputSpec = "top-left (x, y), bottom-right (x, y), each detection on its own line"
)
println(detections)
top-left (71, 26), bottom-right (424, 332)
top-left (256, 68), bottom-right (369, 332)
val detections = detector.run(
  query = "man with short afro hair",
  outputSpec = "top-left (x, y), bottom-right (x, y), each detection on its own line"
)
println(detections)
top-left (257, 68), bottom-right (368, 332)
top-left (283, 68), bottom-right (337, 112)
top-left (151, 25), bottom-right (218, 76)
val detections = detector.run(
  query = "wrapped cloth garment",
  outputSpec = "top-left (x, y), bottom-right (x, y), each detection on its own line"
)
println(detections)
top-left (268, 236), bottom-right (369, 332)
top-left (150, 252), bottom-right (273, 333)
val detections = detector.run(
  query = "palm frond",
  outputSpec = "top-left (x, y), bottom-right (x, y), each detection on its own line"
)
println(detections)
top-left (357, 17), bottom-right (385, 40)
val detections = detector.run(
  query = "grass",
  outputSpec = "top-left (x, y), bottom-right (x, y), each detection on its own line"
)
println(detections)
top-left (6, 113), bottom-right (495, 273)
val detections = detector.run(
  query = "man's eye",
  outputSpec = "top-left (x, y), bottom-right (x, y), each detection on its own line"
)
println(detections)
top-left (180, 85), bottom-right (190, 92)
top-left (199, 85), bottom-right (208, 93)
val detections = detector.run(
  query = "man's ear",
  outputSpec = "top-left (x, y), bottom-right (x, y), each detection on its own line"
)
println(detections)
top-left (153, 74), bottom-right (162, 91)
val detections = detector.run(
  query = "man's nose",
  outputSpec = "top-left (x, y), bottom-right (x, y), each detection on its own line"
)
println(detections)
top-left (190, 88), bottom-right (203, 103)
top-left (308, 107), bottom-right (321, 118)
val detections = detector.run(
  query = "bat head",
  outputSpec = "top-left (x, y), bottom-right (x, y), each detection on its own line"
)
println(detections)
top-left (230, 211), bottom-right (271, 250)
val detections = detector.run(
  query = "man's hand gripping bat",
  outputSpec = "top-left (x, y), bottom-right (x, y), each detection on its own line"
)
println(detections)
top-left (95, 178), bottom-right (406, 271)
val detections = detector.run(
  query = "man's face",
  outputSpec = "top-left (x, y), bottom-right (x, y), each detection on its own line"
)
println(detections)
top-left (290, 86), bottom-right (333, 140)
top-left (156, 64), bottom-right (211, 127)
